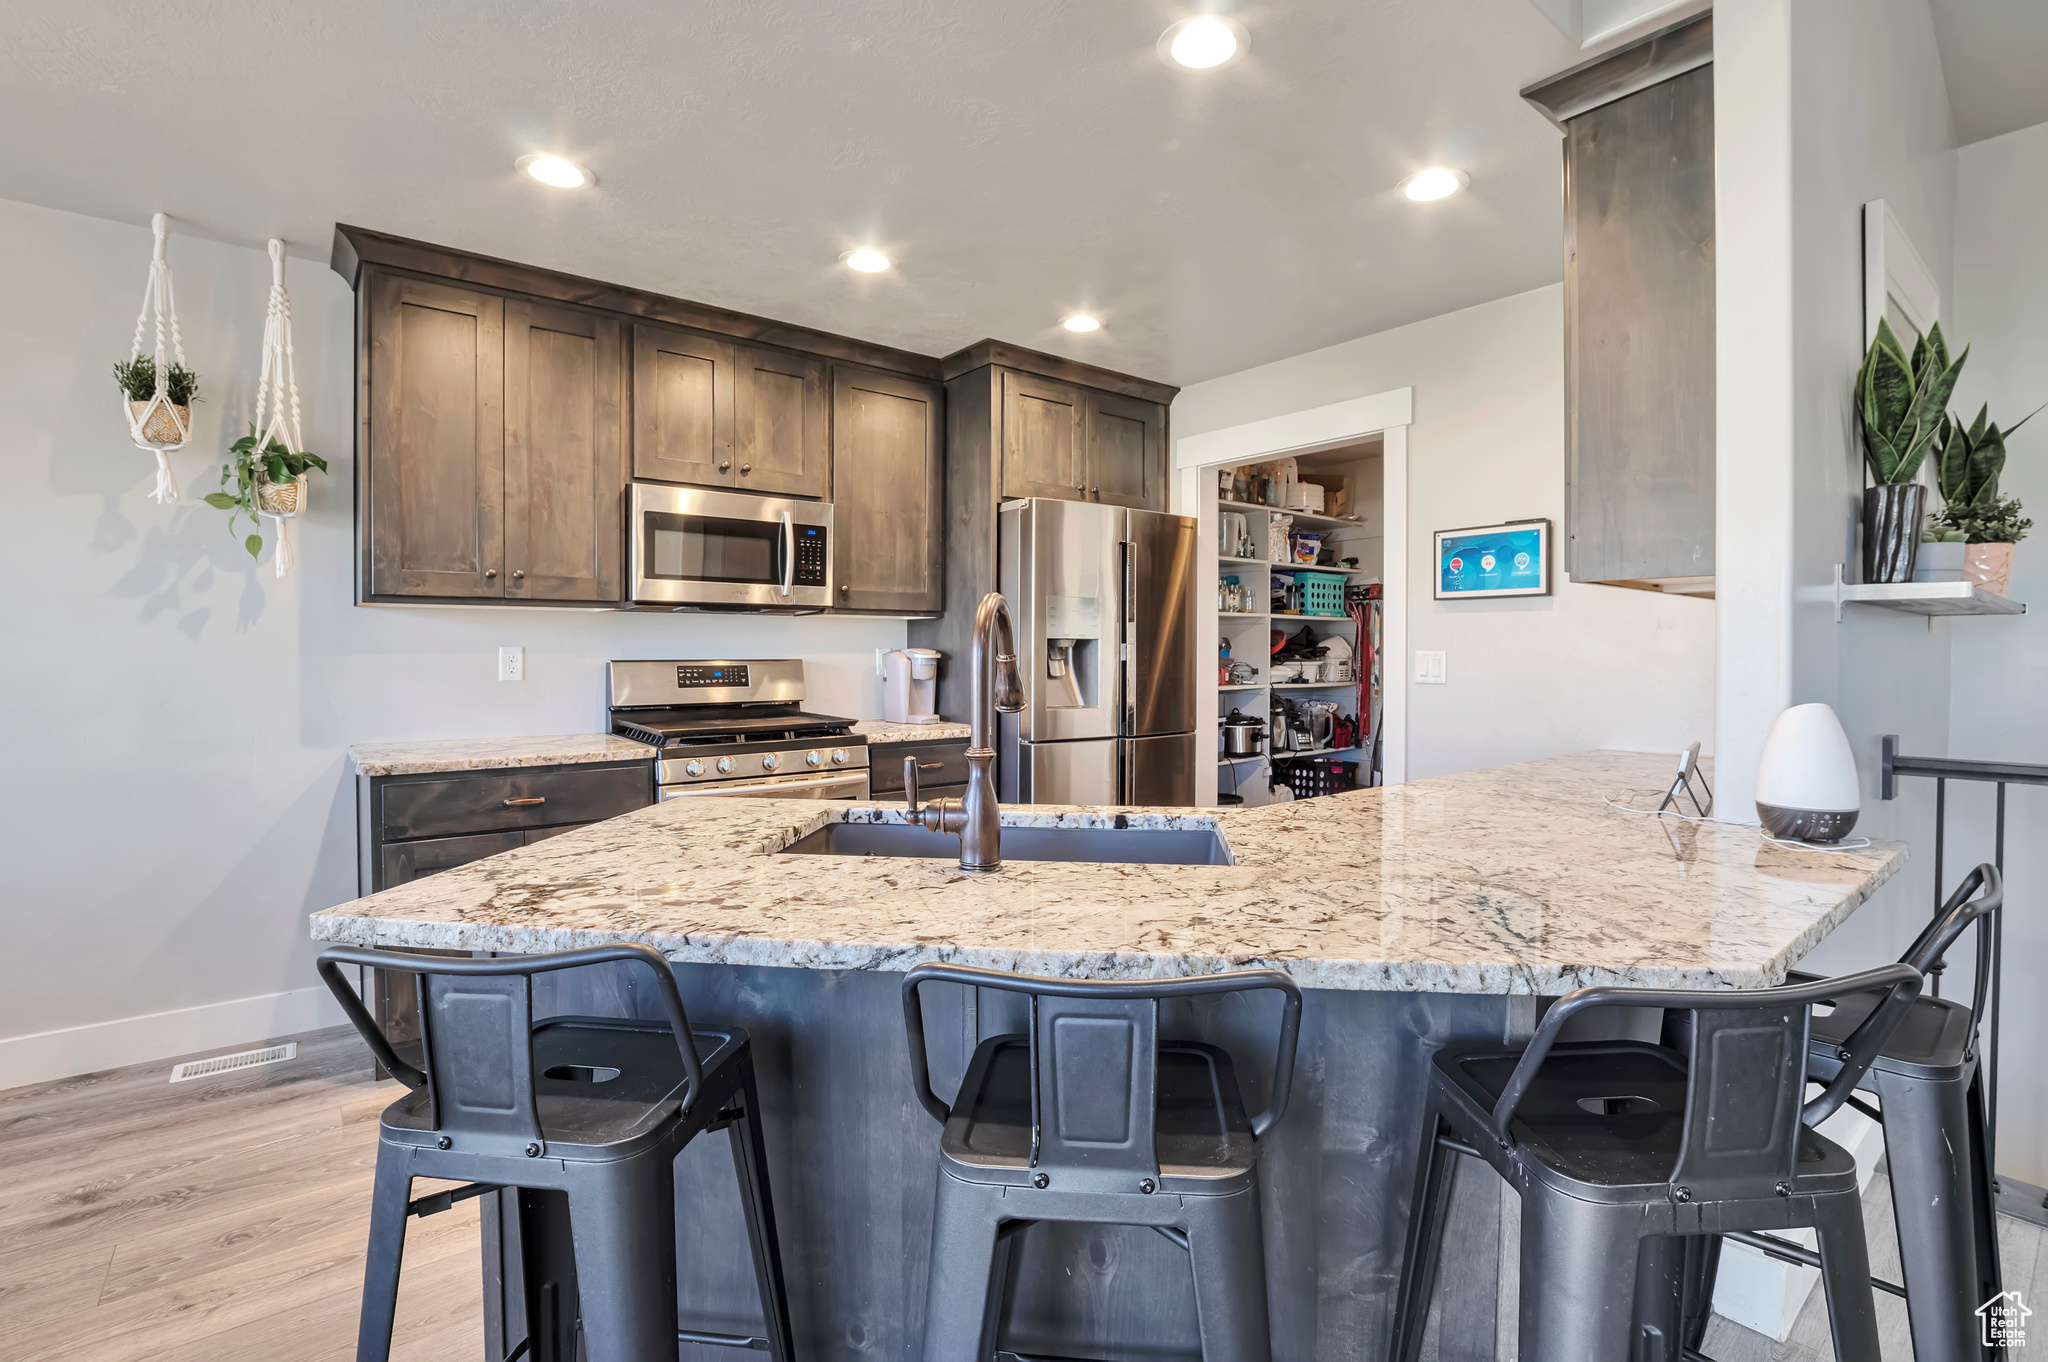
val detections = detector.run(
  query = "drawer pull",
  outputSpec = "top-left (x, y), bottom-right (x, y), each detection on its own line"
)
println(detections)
top-left (502, 796), bottom-right (547, 807)
top-left (916, 761), bottom-right (944, 770)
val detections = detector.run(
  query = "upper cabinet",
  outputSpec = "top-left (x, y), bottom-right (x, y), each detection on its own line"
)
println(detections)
top-left (735, 345), bottom-right (829, 499)
top-left (631, 324), bottom-right (733, 489)
top-left (832, 367), bottom-right (943, 613)
top-left (1001, 371), bottom-right (1086, 501)
top-left (1083, 388), bottom-right (1166, 509)
top-left (363, 273), bottom-right (623, 605)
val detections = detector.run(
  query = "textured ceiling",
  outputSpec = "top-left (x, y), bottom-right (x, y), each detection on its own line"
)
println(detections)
top-left (0, 0), bottom-right (1587, 385)
top-left (1927, 0), bottom-right (2048, 146)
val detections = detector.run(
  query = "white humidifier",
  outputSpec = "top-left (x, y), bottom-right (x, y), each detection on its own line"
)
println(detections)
top-left (1755, 703), bottom-right (1860, 841)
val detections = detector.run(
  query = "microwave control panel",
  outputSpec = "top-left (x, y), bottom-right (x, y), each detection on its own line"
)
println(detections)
top-left (793, 525), bottom-right (828, 586)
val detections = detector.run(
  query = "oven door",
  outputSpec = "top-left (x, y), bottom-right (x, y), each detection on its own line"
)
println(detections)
top-left (631, 483), bottom-right (833, 609)
top-left (658, 770), bottom-right (871, 801)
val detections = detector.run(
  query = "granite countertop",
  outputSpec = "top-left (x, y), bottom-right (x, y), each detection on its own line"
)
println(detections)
top-left (313, 751), bottom-right (1904, 994)
top-left (350, 734), bottom-right (656, 777)
top-left (852, 719), bottom-right (973, 744)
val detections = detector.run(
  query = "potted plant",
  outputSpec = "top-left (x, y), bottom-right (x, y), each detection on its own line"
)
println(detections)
top-left (204, 425), bottom-right (328, 559)
top-left (1928, 494), bottom-right (2031, 595)
top-left (1855, 319), bottom-right (1967, 582)
top-left (1923, 400), bottom-right (2039, 592)
top-left (113, 355), bottom-right (198, 447)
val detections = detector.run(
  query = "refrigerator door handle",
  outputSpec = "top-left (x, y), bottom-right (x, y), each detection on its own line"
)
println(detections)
top-left (1120, 538), bottom-right (1136, 735)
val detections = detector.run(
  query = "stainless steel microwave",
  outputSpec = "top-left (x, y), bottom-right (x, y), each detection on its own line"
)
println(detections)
top-left (629, 483), bottom-right (833, 609)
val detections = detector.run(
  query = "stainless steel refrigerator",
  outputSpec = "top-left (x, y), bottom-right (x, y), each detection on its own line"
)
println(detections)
top-left (997, 498), bottom-right (1199, 805)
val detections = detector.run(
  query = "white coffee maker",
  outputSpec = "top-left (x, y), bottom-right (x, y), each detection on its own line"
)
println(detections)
top-left (879, 648), bottom-right (944, 724)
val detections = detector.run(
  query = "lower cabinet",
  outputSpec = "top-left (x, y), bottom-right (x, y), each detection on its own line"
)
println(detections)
top-left (866, 738), bottom-right (970, 800)
top-left (355, 758), bottom-right (653, 1057)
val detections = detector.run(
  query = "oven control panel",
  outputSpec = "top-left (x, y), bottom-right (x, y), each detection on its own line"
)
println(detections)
top-left (676, 664), bottom-right (748, 688)
top-left (793, 525), bottom-right (828, 586)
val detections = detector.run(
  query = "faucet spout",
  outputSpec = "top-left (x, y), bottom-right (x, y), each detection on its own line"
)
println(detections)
top-left (910, 592), bottom-right (1022, 871)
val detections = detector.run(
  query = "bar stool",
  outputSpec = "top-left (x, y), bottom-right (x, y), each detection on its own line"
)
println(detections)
top-left (901, 963), bottom-right (1303, 1362)
top-left (1689, 861), bottom-right (2003, 1362)
top-left (1388, 962), bottom-right (1923, 1362)
top-left (316, 944), bottom-right (794, 1362)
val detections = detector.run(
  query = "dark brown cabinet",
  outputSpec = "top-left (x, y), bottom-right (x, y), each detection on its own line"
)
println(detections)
top-left (631, 323), bottom-right (734, 488)
top-left (1001, 370), bottom-right (1086, 500)
top-left (366, 274), bottom-right (505, 599)
top-left (736, 345), bottom-right (829, 498)
top-left (1084, 388), bottom-right (1166, 509)
top-left (832, 366), bottom-right (943, 613)
top-left (363, 272), bottom-right (623, 604)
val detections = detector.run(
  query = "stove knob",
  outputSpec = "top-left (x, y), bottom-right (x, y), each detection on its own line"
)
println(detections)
top-left (831, 748), bottom-right (849, 765)
top-left (806, 750), bottom-right (823, 767)
top-left (761, 753), bottom-right (779, 772)
top-left (684, 759), bottom-right (703, 778)
top-left (715, 757), bottom-right (735, 775)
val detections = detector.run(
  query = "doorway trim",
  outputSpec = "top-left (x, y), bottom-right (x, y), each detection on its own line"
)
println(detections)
top-left (1172, 387), bottom-right (1414, 795)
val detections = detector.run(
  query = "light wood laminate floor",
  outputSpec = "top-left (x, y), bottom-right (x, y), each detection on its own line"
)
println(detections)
top-left (0, 1027), bottom-right (479, 1361)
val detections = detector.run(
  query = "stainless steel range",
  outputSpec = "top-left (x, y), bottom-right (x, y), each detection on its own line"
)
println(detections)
top-left (607, 659), bottom-right (870, 801)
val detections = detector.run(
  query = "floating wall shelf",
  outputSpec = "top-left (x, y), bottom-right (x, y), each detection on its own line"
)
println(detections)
top-left (1831, 564), bottom-right (2026, 623)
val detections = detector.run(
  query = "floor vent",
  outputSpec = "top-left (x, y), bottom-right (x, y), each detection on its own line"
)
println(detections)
top-left (169, 1042), bottom-right (298, 1083)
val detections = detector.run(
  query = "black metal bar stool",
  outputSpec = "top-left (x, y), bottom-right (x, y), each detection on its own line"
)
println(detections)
top-left (902, 963), bottom-right (1303, 1362)
top-left (1389, 962), bottom-right (1923, 1362)
top-left (317, 943), bottom-right (794, 1362)
top-left (1685, 862), bottom-right (2004, 1362)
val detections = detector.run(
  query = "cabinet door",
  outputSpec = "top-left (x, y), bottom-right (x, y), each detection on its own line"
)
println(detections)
top-left (367, 273), bottom-right (505, 598)
top-left (1000, 370), bottom-right (1087, 501)
top-left (832, 367), bottom-right (942, 613)
top-left (631, 324), bottom-right (735, 487)
top-left (504, 300), bottom-right (624, 602)
top-left (735, 345), bottom-right (829, 499)
top-left (1085, 389), bottom-right (1166, 510)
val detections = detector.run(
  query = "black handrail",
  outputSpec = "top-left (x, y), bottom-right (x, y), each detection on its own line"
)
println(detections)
top-left (316, 943), bottom-right (705, 1113)
top-left (901, 962), bottom-right (1304, 1138)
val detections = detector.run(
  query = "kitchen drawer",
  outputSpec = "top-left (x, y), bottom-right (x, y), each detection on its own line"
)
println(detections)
top-left (868, 739), bottom-right (970, 794)
top-left (378, 762), bottom-right (650, 840)
top-left (379, 830), bottom-right (525, 887)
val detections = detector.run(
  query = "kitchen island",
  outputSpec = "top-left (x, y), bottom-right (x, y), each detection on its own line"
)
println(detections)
top-left (312, 751), bottom-right (1904, 1361)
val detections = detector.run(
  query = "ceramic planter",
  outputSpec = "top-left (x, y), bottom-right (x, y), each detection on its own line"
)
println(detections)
top-left (1862, 484), bottom-right (1926, 584)
top-left (255, 473), bottom-right (307, 517)
top-left (1961, 542), bottom-right (2017, 595)
top-left (128, 398), bottom-right (191, 448)
top-left (1912, 541), bottom-right (1966, 583)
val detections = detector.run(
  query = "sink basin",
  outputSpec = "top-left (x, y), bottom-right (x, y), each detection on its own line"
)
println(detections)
top-left (779, 821), bottom-right (1232, 866)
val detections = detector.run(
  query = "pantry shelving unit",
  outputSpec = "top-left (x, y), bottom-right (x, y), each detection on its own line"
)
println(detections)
top-left (1211, 495), bottom-right (1379, 806)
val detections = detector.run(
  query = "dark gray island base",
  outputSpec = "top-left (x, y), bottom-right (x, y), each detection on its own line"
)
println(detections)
top-left (498, 962), bottom-right (1522, 1362)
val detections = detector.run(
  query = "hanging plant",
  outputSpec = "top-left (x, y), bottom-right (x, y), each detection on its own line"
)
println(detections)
top-left (120, 213), bottom-right (197, 502)
top-left (206, 426), bottom-right (328, 559)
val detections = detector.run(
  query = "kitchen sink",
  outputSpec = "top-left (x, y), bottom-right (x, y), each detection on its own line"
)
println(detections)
top-left (779, 821), bottom-right (1232, 865)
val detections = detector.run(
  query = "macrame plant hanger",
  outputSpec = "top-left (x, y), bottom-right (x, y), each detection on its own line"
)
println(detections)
top-left (124, 212), bottom-right (191, 503)
top-left (248, 239), bottom-right (307, 578)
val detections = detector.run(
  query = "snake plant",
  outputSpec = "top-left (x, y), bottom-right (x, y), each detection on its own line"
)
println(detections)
top-left (1856, 318), bottom-right (1967, 485)
top-left (1935, 400), bottom-right (2042, 509)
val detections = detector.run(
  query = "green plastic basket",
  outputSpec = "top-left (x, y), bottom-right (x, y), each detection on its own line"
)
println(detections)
top-left (1296, 570), bottom-right (1348, 616)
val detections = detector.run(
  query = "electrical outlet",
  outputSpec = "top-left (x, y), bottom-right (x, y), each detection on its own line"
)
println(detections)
top-left (498, 646), bottom-right (525, 682)
top-left (1414, 650), bottom-right (1446, 685)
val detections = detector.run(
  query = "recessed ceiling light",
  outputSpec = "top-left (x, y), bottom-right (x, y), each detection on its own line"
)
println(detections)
top-left (1400, 168), bottom-right (1469, 202)
top-left (1062, 315), bottom-right (1101, 333)
top-left (1158, 15), bottom-right (1249, 70)
top-left (842, 248), bottom-right (892, 273)
top-left (516, 153), bottom-right (593, 189)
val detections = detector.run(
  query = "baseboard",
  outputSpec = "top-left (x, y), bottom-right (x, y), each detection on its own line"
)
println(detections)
top-left (0, 985), bottom-right (350, 1092)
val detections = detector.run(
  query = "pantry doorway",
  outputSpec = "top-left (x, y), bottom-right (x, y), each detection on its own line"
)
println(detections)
top-left (1171, 388), bottom-right (1412, 807)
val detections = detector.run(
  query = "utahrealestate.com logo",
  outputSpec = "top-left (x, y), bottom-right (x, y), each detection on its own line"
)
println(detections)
top-left (1980, 1290), bottom-right (2032, 1348)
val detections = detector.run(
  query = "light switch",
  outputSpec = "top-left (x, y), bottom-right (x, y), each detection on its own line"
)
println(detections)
top-left (499, 646), bottom-right (525, 682)
top-left (1414, 650), bottom-right (1446, 685)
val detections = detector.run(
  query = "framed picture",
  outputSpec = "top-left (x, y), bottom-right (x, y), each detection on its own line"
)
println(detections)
top-left (1433, 519), bottom-right (1551, 599)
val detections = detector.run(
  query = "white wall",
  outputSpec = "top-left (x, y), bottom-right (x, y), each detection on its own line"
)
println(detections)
top-left (1714, 0), bottom-right (1958, 985)
top-left (1947, 118), bottom-right (2048, 1187)
top-left (0, 196), bottom-right (908, 1088)
top-left (1173, 284), bottom-right (1716, 782)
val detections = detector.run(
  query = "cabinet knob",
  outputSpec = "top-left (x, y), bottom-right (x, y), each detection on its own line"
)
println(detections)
top-left (718, 461), bottom-right (732, 472)
top-left (484, 568), bottom-right (498, 580)
top-left (1089, 485), bottom-right (1100, 499)
top-left (739, 463), bottom-right (752, 475)
top-left (838, 583), bottom-right (849, 596)
top-left (511, 569), bottom-right (525, 581)
top-left (1077, 484), bottom-right (1087, 495)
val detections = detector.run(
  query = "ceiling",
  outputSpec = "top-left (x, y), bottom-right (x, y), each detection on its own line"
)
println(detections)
top-left (1927, 0), bottom-right (2048, 146)
top-left (0, 0), bottom-right (1586, 387)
